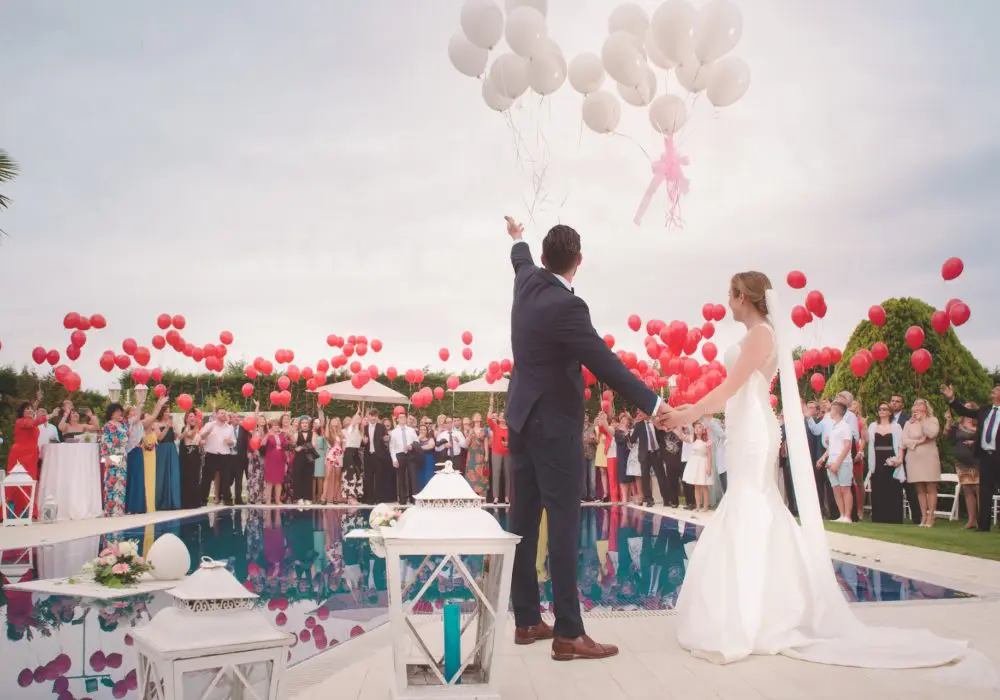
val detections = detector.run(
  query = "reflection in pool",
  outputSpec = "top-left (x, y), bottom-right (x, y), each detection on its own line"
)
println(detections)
top-left (0, 506), bottom-right (971, 699)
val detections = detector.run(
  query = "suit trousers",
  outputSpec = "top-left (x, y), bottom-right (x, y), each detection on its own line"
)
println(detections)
top-left (362, 451), bottom-right (378, 505)
top-left (201, 453), bottom-right (227, 505)
top-left (375, 454), bottom-right (397, 504)
top-left (394, 452), bottom-right (419, 504)
top-left (641, 451), bottom-right (670, 505)
top-left (977, 450), bottom-right (998, 531)
top-left (508, 415), bottom-right (586, 639)
top-left (491, 453), bottom-right (511, 502)
top-left (223, 456), bottom-right (247, 504)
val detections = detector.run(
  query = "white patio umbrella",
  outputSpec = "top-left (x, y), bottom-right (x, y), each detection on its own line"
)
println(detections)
top-left (308, 379), bottom-right (410, 405)
top-left (451, 376), bottom-right (509, 393)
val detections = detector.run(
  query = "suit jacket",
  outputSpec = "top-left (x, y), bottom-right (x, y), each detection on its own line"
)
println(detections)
top-left (233, 425), bottom-right (250, 463)
top-left (631, 419), bottom-right (662, 462)
top-left (365, 422), bottom-right (390, 459)
top-left (505, 241), bottom-right (658, 437)
top-left (949, 399), bottom-right (998, 458)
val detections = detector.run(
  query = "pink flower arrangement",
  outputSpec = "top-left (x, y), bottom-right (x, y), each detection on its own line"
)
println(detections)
top-left (111, 563), bottom-right (131, 575)
top-left (81, 539), bottom-right (153, 589)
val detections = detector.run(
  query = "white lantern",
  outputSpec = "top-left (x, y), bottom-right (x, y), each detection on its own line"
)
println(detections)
top-left (352, 460), bottom-right (520, 700)
top-left (109, 383), bottom-right (122, 403)
top-left (2, 464), bottom-right (36, 526)
top-left (41, 494), bottom-right (59, 524)
top-left (131, 557), bottom-right (294, 700)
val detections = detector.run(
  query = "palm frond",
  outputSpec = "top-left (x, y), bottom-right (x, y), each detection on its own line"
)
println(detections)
top-left (0, 148), bottom-right (19, 210)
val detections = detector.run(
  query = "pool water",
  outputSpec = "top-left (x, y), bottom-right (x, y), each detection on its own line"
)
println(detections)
top-left (0, 506), bottom-right (972, 699)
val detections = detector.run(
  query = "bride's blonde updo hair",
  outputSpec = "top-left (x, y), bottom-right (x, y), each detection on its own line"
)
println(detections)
top-left (730, 271), bottom-right (772, 317)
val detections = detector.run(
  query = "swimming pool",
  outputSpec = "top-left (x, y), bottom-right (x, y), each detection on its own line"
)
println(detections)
top-left (0, 506), bottom-right (972, 699)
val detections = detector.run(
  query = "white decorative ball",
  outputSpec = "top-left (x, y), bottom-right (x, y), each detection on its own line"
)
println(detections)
top-left (146, 533), bottom-right (191, 581)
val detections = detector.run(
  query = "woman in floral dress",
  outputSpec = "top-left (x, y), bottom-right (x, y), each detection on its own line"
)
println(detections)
top-left (465, 415), bottom-right (489, 498)
top-left (100, 403), bottom-right (131, 517)
top-left (322, 417), bottom-right (345, 504)
top-left (246, 423), bottom-right (265, 505)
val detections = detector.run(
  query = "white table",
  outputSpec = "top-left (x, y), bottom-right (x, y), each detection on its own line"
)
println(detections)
top-left (39, 443), bottom-right (103, 521)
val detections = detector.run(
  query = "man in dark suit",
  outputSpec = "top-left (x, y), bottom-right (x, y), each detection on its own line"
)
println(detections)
top-left (362, 409), bottom-right (394, 504)
top-left (632, 412), bottom-right (671, 506)
top-left (503, 216), bottom-right (669, 661)
top-left (943, 383), bottom-right (1000, 532)
top-left (889, 394), bottom-right (920, 524)
top-left (227, 412), bottom-right (251, 505)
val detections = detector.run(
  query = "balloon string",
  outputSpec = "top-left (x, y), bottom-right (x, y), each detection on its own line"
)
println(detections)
top-left (610, 130), bottom-right (654, 164)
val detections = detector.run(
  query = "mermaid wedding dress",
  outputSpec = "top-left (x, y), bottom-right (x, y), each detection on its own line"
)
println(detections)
top-left (674, 289), bottom-right (995, 687)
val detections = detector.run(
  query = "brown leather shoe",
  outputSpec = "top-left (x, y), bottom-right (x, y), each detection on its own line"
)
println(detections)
top-left (514, 620), bottom-right (554, 645)
top-left (551, 635), bottom-right (619, 661)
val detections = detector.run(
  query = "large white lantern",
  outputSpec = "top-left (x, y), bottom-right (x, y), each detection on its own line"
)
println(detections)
top-left (131, 557), bottom-right (294, 700)
top-left (2, 464), bottom-right (36, 526)
top-left (353, 460), bottom-right (520, 700)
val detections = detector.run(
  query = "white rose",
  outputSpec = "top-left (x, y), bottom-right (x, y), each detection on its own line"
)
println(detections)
top-left (118, 541), bottom-right (137, 558)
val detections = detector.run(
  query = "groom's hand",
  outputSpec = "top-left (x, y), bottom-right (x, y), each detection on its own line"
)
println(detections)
top-left (652, 402), bottom-right (673, 429)
top-left (505, 215), bottom-right (524, 241)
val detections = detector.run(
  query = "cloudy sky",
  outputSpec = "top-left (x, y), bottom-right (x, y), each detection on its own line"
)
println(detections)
top-left (1, 0), bottom-right (998, 391)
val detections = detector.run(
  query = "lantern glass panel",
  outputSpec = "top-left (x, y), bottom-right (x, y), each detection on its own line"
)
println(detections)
top-left (181, 660), bottom-right (274, 700)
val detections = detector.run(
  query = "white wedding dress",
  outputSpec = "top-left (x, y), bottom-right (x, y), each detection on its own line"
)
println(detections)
top-left (674, 290), bottom-right (996, 687)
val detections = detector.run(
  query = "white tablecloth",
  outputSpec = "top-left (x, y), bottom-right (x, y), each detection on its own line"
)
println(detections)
top-left (39, 443), bottom-right (102, 521)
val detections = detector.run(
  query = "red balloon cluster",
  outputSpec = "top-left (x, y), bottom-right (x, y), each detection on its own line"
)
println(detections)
top-left (945, 298), bottom-right (971, 327)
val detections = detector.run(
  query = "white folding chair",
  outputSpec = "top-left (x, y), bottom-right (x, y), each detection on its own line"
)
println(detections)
top-left (993, 494), bottom-right (999, 525)
top-left (935, 474), bottom-right (961, 521)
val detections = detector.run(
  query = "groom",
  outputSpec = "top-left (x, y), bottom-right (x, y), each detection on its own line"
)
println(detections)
top-left (504, 216), bottom-right (669, 660)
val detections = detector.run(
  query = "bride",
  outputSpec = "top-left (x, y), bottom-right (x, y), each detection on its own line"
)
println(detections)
top-left (663, 271), bottom-right (990, 680)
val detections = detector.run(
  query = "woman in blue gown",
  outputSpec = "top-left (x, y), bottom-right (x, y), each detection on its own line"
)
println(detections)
top-left (419, 425), bottom-right (437, 492)
top-left (124, 408), bottom-right (148, 514)
top-left (153, 404), bottom-right (182, 510)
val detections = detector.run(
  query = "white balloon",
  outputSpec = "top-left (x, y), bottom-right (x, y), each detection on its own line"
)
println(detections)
top-left (617, 65), bottom-right (658, 106)
top-left (608, 3), bottom-right (649, 40)
top-left (650, 0), bottom-right (698, 64)
top-left (568, 52), bottom-right (605, 94)
top-left (676, 56), bottom-right (713, 93)
top-left (695, 0), bottom-right (743, 63)
top-left (506, 0), bottom-right (547, 16)
top-left (706, 55), bottom-right (750, 107)
top-left (582, 90), bottom-right (621, 133)
top-left (505, 6), bottom-right (547, 58)
top-left (649, 94), bottom-right (688, 135)
top-left (489, 52), bottom-right (529, 99)
top-left (448, 32), bottom-right (489, 78)
top-left (461, 0), bottom-right (504, 50)
top-left (528, 44), bottom-right (567, 95)
top-left (146, 533), bottom-right (191, 581)
top-left (602, 31), bottom-right (645, 87)
top-left (644, 27), bottom-right (675, 70)
top-left (483, 79), bottom-right (514, 111)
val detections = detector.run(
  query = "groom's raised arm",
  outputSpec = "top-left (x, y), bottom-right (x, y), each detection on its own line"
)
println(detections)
top-left (556, 296), bottom-right (659, 415)
top-left (510, 240), bottom-right (535, 275)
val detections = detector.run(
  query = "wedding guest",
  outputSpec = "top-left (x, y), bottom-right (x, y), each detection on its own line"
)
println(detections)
top-left (278, 414), bottom-right (295, 504)
top-left (487, 401), bottom-right (511, 504)
top-left (944, 403), bottom-right (980, 529)
top-left (582, 413), bottom-right (598, 502)
top-left (682, 422), bottom-right (713, 512)
top-left (418, 425), bottom-right (437, 491)
top-left (314, 416), bottom-right (328, 504)
top-left (229, 411), bottom-right (250, 505)
top-left (37, 407), bottom-right (60, 447)
top-left (6, 395), bottom-right (45, 519)
top-left (99, 403), bottom-right (130, 517)
top-left (902, 398), bottom-right (941, 527)
top-left (246, 419), bottom-right (265, 505)
top-left (943, 381), bottom-right (1000, 533)
top-left (140, 402), bottom-right (162, 513)
top-left (678, 424), bottom-right (695, 508)
top-left (457, 416), bottom-right (473, 474)
top-left (593, 413), bottom-right (612, 502)
top-left (464, 415), bottom-right (489, 499)
top-left (615, 412), bottom-right (636, 503)
top-left (362, 409), bottom-right (388, 504)
top-left (435, 416), bottom-right (467, 466)
top-left (605, 414), bottom-right (620, 503)
top-left (322, 417), bottom-right (345, 504)
top-left (153, 401), bottom-right (181, 510)
top-left (342, 409), bottom-right (364, 505)
top-left (57, 406), bottom-right (98, 441)
top-left (389, 412), bottom-right (420, 504)
top-left (200, 408), bottom-right (236, 506)
top-left (707, 417), bottom-right (727, 496)
top-left (866, 402), bottom-right (904, 524)
top-left (889, 394), bottom-right (920, 525)
top-left (816, 401), bottom-right (855, 524)
top-left (262, 419), bottom-right (287, 505)
top-left (178, 410), bottom-right (203, 509)
top-left (633, 409), bottom-right (668, 507)
top-left (292, 417), bottom-right (318, 505)
top-left (124, 407), bottom-right (147, 514)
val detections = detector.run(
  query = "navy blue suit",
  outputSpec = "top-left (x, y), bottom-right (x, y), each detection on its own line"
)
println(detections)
top-left (505, 240), bottom-right (657, 638)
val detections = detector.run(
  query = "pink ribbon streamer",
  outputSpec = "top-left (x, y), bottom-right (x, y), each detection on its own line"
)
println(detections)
top-left (633, 136), bottom-right (690, 227)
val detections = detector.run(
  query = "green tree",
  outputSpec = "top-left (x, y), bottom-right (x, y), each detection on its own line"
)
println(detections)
top-left (0, 149), bottom-right (18, 234)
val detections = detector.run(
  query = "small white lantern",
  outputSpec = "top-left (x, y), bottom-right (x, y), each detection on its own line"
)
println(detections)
top-left (131, 557), bottom-right (294, 700)
top-left (41, 494), bottom-right (59, 524)
top-left (358, 460), bottom-right (520, 700)
top-left (2, 464), bottom-right (36, 526)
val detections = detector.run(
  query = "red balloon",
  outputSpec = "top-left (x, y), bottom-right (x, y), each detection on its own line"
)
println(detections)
top-left (326, 334), bottom-right (338, 347)
top-left (356, 343), bottom-right (368, 356)
top-left (63, 312), bottom-right (81, 329)
top-left (868, 305), bottom-right (886, 327)
top-left (77, 316), bottom-right (92, 331)
top-left (769, 394), bottom-right (779, 409)
top-left (627, 314), bottom-right (641, 332)
top-left (250, 436), bottom-right (262, 451)
top-left (386, 366), bottom-right (398, 380)
top-left (603, 334), bottom-right (615, 349)
top-left (810, 373), bottom-right (826, 393)
top-left (911, 348), bottom-right (932, 374)
top-left (66, 344), bottom-right (81, 361)
top-left (32, 346), bottom-right (46, 364)
top-left (70, 330), bottom-right (87, 348)
top-left (242, 383), bottom-right (254, 398)
top-left (269, 390), bottom-right (281, 405)
top-left (156, 314), bottom-right (171, 330)
top-left (712, 304), bottom-right (726, 321)
top-left (786, 270), bottom-right (807, 289)
top-left (461, 331), bottom-right (473, 345)
top-left (371, 339), bottom-right (383, 352)
top-left (246, 366), bottom-right (258, 380)
top-left (446, 375), bottom-right (460, 390)
top-left (904, 326), bottom-right (925, 350)
top-left (220, 330), bottom-right (234, 345)
top-left (871, 341), bottom-right (889, 362)
top-left (941, 257), bottom-right (964, 281)
top-left (122, 338), bottom-right (138, 355)
top-left (192, 347), bottom-right (204, 362)
top-left (152, 335), bottom-right (166, 350)
top-left (242, 415), bottom-right (257, 431)
top-left (177, 394), bottom-right (194, 411)
top-left (277, 376), bottom-right (291, 391)
top-left (930, 310), bottom-right (950, 335)
top-left (701, 322), bottom-right (715, 339)
top-left (343, 344), bottom-right (355, 357)
top-left (171, 314), bottom-right (186, 329)
top-left (793, 360), bottom-right (804, 379)
top-left (462, 347), bottom-right (473, 361)
top-left (47, 349), bottom-right (60, 365)
top-left (805, 291), bottom-right (826, 317)
top-left (351, 374), bottom-right (366, 389)
top-left (791, 305), bottom-right (810, 328)
top-left (349, 360), bottom-right (362, 374)
top-left (367, 365), bottom-right (379, 379)
top-left (439, 348), bottom-right (450, 362)
top-left (701, 342), bottom-right (717, 363)
top-left (134, 346), bottom-right (151, 366)
top-left (849, 353), bottom-right (869, 378)
top-left (318, 390), bottom-right (332, 406)
top-left (154, 384), bottom-right (167, 398)
top-left (701, 304), bottom-right (714, 322)
top-left (63, 372), bottom-right (81, 392)
top-left (433, 387), bottom-right (445, 400)
top-left (279, 389), bottom-right (292, 404)
top-left (99, 353), bottom-right (115, 372)
top-left (501, 358), bottom-right (513, 373)
top-left (949, 301), bottom-right (971, 327)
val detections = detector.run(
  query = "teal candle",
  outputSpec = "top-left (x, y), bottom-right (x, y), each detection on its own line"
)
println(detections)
top-left (443, 602), bottom-right (461, 684)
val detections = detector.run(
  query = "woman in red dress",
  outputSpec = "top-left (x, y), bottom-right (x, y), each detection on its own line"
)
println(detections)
top-left (6, 397), bottom-right (45, 519)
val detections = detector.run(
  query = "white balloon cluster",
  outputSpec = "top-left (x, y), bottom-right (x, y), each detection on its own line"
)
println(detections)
top-left (567, 0), bottom-right (750, 135)
top-left (449, 0), bottom-right (568, 112)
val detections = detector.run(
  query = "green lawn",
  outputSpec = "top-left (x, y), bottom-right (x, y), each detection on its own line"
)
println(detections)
top-left (824, 518), bottom-right (1000, 562)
